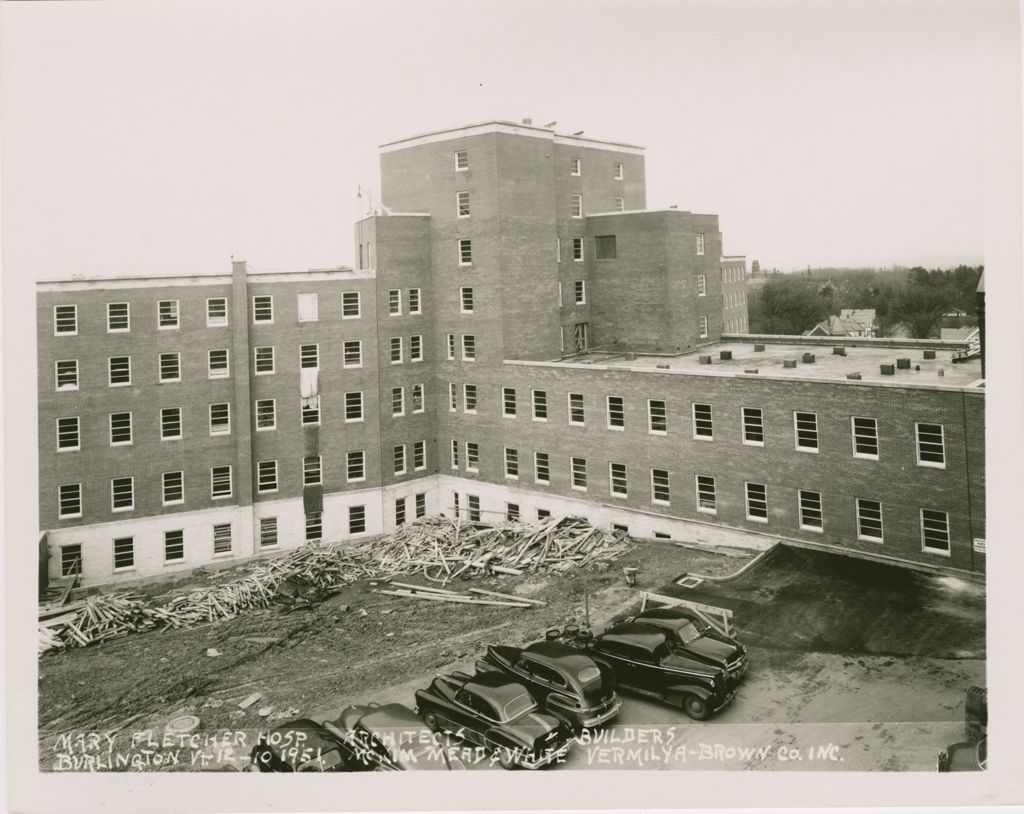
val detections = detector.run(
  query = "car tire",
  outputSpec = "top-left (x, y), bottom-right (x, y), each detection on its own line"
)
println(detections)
top-left (497, 747), bottom-right (519, 771)
top-left (682, 694), bottom-right (711, 721)
top-left (422, 711), bottom-right (439, 730)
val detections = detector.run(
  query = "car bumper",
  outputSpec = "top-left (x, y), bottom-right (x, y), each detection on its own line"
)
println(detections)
top-left (712, 689), bottom-right (736, 714)
top-left (517, 739), bottom-right (573, 769)
top-left (579, 699), bottom-right (621, 729)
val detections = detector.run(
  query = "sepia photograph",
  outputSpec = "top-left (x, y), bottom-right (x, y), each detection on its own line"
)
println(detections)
top-left (3, 0), bottom-right (1023, 811)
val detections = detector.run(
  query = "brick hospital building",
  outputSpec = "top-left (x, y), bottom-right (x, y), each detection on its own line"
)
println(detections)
top-left (37, 120), bottom-right (985, 587)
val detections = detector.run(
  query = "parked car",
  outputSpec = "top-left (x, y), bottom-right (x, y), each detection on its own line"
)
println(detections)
top-left (324, 702), bottom-right (464, 771)
top-left (564, 622), bottom-right (735, 720)
top-left (249, 718), bottom-right (365, 772)
top-left (624, 606), bottom-right (749, 684)
top-left (415, 670), bottom-right (575, 769)
top-left (937, 738), bottom-right (987, 771)
top-left (475, 640), bottom-right (620, 730)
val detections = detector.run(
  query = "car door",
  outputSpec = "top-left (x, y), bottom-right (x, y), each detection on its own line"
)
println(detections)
top-left (594, 639), bottom-right (641, 689)
top-left (521, 658), bottom-right (556, 706)
top-left (452, 688), bottom-right (486, 746)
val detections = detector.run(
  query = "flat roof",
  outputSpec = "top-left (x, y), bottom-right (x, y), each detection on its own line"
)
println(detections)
top-left (380, 120), bottom-right (645, 155)
top-left (36, 266), bottom-right (367, 291)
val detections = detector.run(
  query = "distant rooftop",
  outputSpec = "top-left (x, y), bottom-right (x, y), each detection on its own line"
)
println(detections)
top-left (380, 120), bottom-right (645, 155)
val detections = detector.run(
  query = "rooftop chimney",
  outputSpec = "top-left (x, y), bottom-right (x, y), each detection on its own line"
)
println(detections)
top-left (522, 118), bottom-right (533, 125)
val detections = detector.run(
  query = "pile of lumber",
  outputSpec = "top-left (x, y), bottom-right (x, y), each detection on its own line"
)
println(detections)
top-left (38, 593), bottom-right (153, 654)
top-left (373, 581), bottom-right (546, 609)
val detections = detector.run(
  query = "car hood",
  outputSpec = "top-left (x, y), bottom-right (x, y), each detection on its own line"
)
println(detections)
top-left (677, 632), bottom-right (742, 666)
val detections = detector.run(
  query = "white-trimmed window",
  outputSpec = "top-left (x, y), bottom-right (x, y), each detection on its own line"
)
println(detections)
top-left (257, 460), bottom-right (278, 493)
top-left (392, 386), bottom-right (406, 416)
top-left (413, 440), bottom-right (426, 471)
top-left (297, 292), bottom-right (319, 322)
top-left (920, 508), bottom-right (951, 555)
top-left (742, 407), bottom-right (764, 445)
top-left (698, 315), bottom-right (709, 339)
top-left (109, 411), bottom-right (132, 446)
top-left (571, 457), bottom-right (588, 490)
top-left (393, 444), bottom-right (407, 476)
top-left (388, 289), bottom-right (402, 316)
top-left (503, 387), bottom-right (517, 417)
top-left (571, 194), bottom-right (583, 218)
top-left (159, 352), bottom-right (181, 383)
top-left (856, 498), bottom-right (883, 542)
top-left (107, 302), bottom-right (130, 333)
top-left (446, 334), bottom-right (456, 360)
top-left (614, 162), bottom-right (624, 180)
top-left (208, 349), bottom-right (230, 378)
top-left (464, 383), bottom-right (477, 413)
top-left (342, 291), bottom-right (361, 319)
top-left (109, 356), bottom-right (131, 386)
top-left (745, 482), bottom-right (767, 522)
top-left (163, 529), bottom-right (185, 562)
top-left (448, 382), bottom-right (458, 412)
top-left (466, 442), bottom-right (479, 472)
top-left (345, 391), bottom-right (364, 422)
top-left (301, 395), bottom-right (320, 425)
top-left (160, 407), bottom-right (182, 440)
top-left (535, 452), bottom-right (550, 484)
top-left (58, 483), bottom-right (82, 519)
top-left (614, 197), bottom-right (625, 212)
top-left (504, 447), bottom-right (519, 479)
top-left (794, 412), bottom-right (819, 452)
top-left (409, 288), bottom-right (422, 314)
top-left (347, 450), bottom-right (366, 482)
top-left (652, 468), bottom-right (670, 505)
top-left (457, 190), bottom-right (471, 218)
top-left (450, 439), bottom-right (460, 469)
top-left (54, 305), bottom-right (78, 335)
top-left (609, 462), bottom-right (628, 498)
top-left (305, 511), bottom-right (323, 542)
top-left (696, 233), bottom-right (705, 255)
top-left (162, 471), bottom-right (184, 506)
top-left (207, 298), bottom-right (228, 327)
top-left (852, 417), bottom-right (879, 459)
top-left (574, 280), bottom-right (586, 304)
top-left (692, 403), bottom-right (713, 439)
top-left (568, 393), bottom-right (585, 426)
top-left (395, 498), bottom-right (407, 527)
top-left (410, 334), bottom-right (423, 362)
top-left (460, 287), bottom-right (474, 313)
top-left (349, 505), bottom-right (367, 534)
top-left (343, 340), bottom-right (362, 368)
top-left (255, 399), bottom-right (276, 431)
top-left (607, 395), bottom-right (625, 429)
top-left (506, 503), bottom-right (520, 522)
top-left (57, 417), bottom-right (80, 451)
top-left (532, 389), bottom-right (548, 421)
top-left (300, 344), bottom-right (319, 369)
top-left (799, 490), bottom-right (823, 531)
top-left (572, 237), bottom-right (584, 261)
top-left (209, 402), bottom-right (230, 435)
top-left (158, 300), bottom-right (180, 329)
top-left (570, 157), bottom-right (581, 176)
top-left (252, 296), bottom-right (273, 324)
top-left (390, 337), bottom-right (403, 364)
top-left (410, 383), bottom-right (424, 414)
top-left (303, 454), bottom-right (323, 487)
top-left (113, 537), bottom-right (134, 570)
top-left (211, 465), bottom-right (232, 498)
top-left (648, 399), bottom-right (667, 434)
top-left (111, 477), bottom-right (134, 512)
top-left (458, 239), bottom-right (472, 266)
top-left (696, 474), bottom-right (716, 513)
top-left (455, 149), bottom-right (468, 170)
top-left (916, 423), bottom-right (945, 468)
top-left (254, 346), bottom-right (275, 374)
top-left (462, 335), bottom-right (476, 361)
top-left (696, 275), bottom-right (706, 297)
top-left (56, 360), bottom-right (79, 391)
top-left (213, 523), bottom-right (232, 555)
top-left (259, 517), bottom-right (279, 549)
top-left (467, 495), bottom-right (481, 522)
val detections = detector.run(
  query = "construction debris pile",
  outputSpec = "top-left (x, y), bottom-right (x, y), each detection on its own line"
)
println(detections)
top-left (39, 516), bottom-right (633, 656)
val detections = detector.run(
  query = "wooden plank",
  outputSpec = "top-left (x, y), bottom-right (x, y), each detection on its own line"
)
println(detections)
top-left (374, 589), bottom-right (531, 608)
top-left (467, 588), bottom-right (546, 606)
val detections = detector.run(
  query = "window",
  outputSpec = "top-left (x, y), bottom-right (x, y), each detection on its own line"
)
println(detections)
top-left (799, 490), bottom-right (823, 531)
top-left (388, 289), bottom-right (402, 316)
top-left (345, 391), bottom-right (364, 422)
top-left (466, 442), bottom-right (479, 472)
top-left (607, 396), bottom-right (625, 429)
top-left (209, 402), bottom-right (230, 435)
top-left (257, 460), bottom-right (278, 493)
top-left (303, 456), bottom-right (322, 486)
top-left (609, 463), bottom-right (628, 497)
top-left (448, 383), bottom-right (458, 412)
top-left (595, 236), bottom-right (617, 260)
top-left (696, 475), bottom-right (716, 513)
top-left (254, 346), bottom-right (275, 374)
top-left (696, 275), bottom-right (706, 296)
top-left (572, 237), bottom-right (584, 261)
top-left (395, 498), bottom-right (407, 527)
top-left (504, 447), bottom-right (519, 478)
top-left (207, 298), bottom-right (228, 327)
top-left (571, 194), bottom-right (583, 218)
top-left (460, 287), bottom-right (474, 313)
top-left (163, 530), bottom-right (185, 562)
top-left (614, 162), bottom-right (624, 180)
top-left (574, 280), bottom-right (586, 304)
top-left (161, 407), bottom-right (182, 440)
top-left (532, 451), bottom-right (550, 485)
top-left (343, 341), bottom-right (361, 368)
top-left (648, 400), bottom-right (667, 434)
top-left (506, 503), bottom-right (520, 522)
top-left (56, 360), bottom-right (79, 390)
top-left (390, 337), bottom-right (403, 363)
top-left (642, 468), bottom-right (668, 506)
top-left (556, 238), bottom-right (562, 262)
top-left (464, 384), bottom-right (477, 413)
top-left (259, 517), bottom-right (278, 548)
top-left (742, 407), bottom-right (764, 445)
top-left (745, 482), bottom-right (767, 522)
top-left (297, 292), bottom-right (318, 322)
top-left (455, 149), bottom-right (468, 170)
top-left (300, 344), bottom-right (319, 369)
top-left (794, 412), bottom-right (819, 452)
top-left (391, 386), bottom-right (405, 417)
top-left (457, 190), bottom-right (471, 217)
top-left (211, 465), bottom-right (232, 498)
top-left (255, 399), bottom-right (276, 431)
top-left (393, 444), bottom-right (407, 476)
top-left (252, 296), bottom-right (273, 323)
top-left (692, 403), bottom-right (716, 440)
top-left (532, 389), bottom-right (548, 421)
top-left (212, 523), bottom-right (232, 555)
top-left (109, 412), bottom-right (132, 446)
top-left (58, 483), bottom-right (82, 518)
top-left (62, 544), bottom-right (83, 576)
top-left (466, 495), bottom-right (480, 522)
top-left (301, 395), bottom-right (320, 425)
top-left (159, 352), bottom-right (181, 382)
top-left (109, 356), bottom-right (131, 386)
top-left (107, 302), bottom-right (130, 332)
top-left (57, 417), bottom-right (80, 451)
top-left (503, 387), bottom-right (517, 417)
top-left (450, 439), bottom-right (460, 469)
top-left (916, 423), bottom-right (945, 468)
top-left (698, 315), bottom-right (709, 339)
top-left (349, 505), bottom-right (366, 534)
top-left (462, 335), bottom-right (476, 361)
top-left (415, 493), bottom-right (426, 519)
top-left (208, 349), bottom-right (230, 378)
top-left (852, 417), bottom-right (879, 459)
top-left (537, 508), bottom-right (552, 521)
top-left (342, 291), bottom-right (361, 318)
top-left (300, 511), bottom-right (321, 542)
top-left (696, 233), bottom-right (705, 255)
top-left (410, 334), bottom-right (423, 362)
top-left (111, 477), bottom-right (134, 512)
top-left (565, 392), bottom-right (585, 426)
top-left (570, 157), bottom-right (581, 176)
top-left (446, 334), bottom-right (456, 360)
top-left (614, 197), bottom-right (625, 212)
top-left (159, 300), bottom-right (180, 329)
top-left (405, 287), bottom-right (421, 314)
top-left (921, 509), bottom-right (951, 554)
top-left (347, 450), bottom-right (366, 482)
top-left (856, 498), bottom-right (883, 542)
top-left (54, 305), bottom-right (78, 335)
top-left (414, 440), bottom-right (426, 470)
top-left (113, 537), bottom-right (134, 571)
top-left (162, 468), bottom-right (185, 505)
top-left (571, 457), bottom-right (588, 490)
top-left (412, 383), bottom-right (424, 413)
top-left (458, 239), bottom-right (472, 266)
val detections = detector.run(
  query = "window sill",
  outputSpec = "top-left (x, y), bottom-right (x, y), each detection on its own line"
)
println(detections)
top-left (535, 480), bottom-right (550, 487)
top-left (648, 430), bottom-right (667, 437)
top-left (163, 559), bottom-right (186, 567)
top-left (857, 536), bottom-right (884, 544)
top-left (916, 462), bottom-right (946, 470)
top-left (922, 546), bottom-right (952, 557)
top-left (210, 430), bottom-right (231, 437)
top-left (212, 552), bottom-right (234, 558)
top-left (533, 417), bottom-right (548, 423)
top-left (697, 507), bottom-right (717, 515)
top-left (59, 514), bottom-right (83, 521)
top-left (693, 435), bottom-right (714, 442)
top-left (742, 440), bottom-right (764, 447)
top-left (57, 448), bottom-right (80, 453)
top-left (113, 567), bottom-right (137, 574)
top-left (607, 426), bottom-right (624, 432)
top-left (344, 418), bottom-right (365, 424)
top-left (158, 325), bottom-right (181, 331)
top-left (208, 373), bottom-right (231, 380)
top-left (505, 475), bottom-right (519, 481)
top-left (207, 321), bottom-right (229, 328)
top-left (109, 382), bottom-right (132, 388)
top-left (212, 494), bottom-right (234, 500)
top-left (853, 453), bottom-right (879, 461)
top-left (347, 479), bottom-right (366, 485)
top-left (162, 501), bottom-right (184, 508)
top-left (610, 493), bottom-right (628, 500)
top-left (569, 422), bottom-right (585, 428)
top-left (55, 386), bottom-right (80, 392)
top-left (111, 507), bottom-right (135, 514)
top-left (800, 525), bottom-right (824, 534)
top-left (795, 447), bottom-right (819, 454)
top-left (746, 516), bottom-right (768, 524)
top-left (256, 427), bottom-right (277, 433)
top-left (571, 486), bottom-right (588, 493)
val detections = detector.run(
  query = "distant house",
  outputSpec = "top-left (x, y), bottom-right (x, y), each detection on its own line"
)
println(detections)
top-left (803, 308), bottom-right (878, 338)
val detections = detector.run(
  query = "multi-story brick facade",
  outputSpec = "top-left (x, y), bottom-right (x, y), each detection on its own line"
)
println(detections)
top-left (37, 120), bottom-right (985, 585)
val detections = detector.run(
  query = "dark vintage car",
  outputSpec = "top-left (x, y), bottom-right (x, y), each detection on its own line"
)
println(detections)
top-left (475, 640), bottom-right (620, 730)
top-left (625, 607), bottom-right (749, 684)
top-left (937, 738), bottom-right (987, 772)
top-left (566, 623), bottom-right (735, 720)
top-left (414, 670), bottom-right (575, 769)
top-left (324, 702), bottom-right (464, 771)
top-left (249, 718), bottom-right (364, 772)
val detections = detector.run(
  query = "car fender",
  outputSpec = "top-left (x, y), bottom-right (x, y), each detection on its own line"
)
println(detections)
top-left (590, 657), bottom-right (618, 687)
top-left (663, 681), bottom-right (715, 704)
top-left (474, 658), bottom-right (502, 676)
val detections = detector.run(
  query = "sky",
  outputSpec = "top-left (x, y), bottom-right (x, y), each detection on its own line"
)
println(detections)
top-left (0, 0), bottom-right (1015, 278)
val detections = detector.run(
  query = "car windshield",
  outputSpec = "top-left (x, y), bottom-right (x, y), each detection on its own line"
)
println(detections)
top-left (502, 692), bottom-right (538, 721)
top-left (676, 622), bottom-right (704, 644)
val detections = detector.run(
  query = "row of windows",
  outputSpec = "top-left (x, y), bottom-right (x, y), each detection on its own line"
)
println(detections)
top-left (444, 334), bottom-right (477, 361)
top-left (722, 266), bottom-right (745, 283)
top-left (725, 317), bottom-right (749, 333)
top-left (255, 443), bottom-right (426, 492)
top-left (386, 288), bottom-right (423, 317)
top-left (723, 291), bottom-right (747, 308)
top-left (556, 280), bottom-right (587, 307)
top-left (452, 149), bottom-right (625, 181)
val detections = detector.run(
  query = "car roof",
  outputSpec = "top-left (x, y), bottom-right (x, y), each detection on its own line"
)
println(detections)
top-left (523, 640), bottom-right (596, 674)
top-left (601, 623), bottom-right (669, 652)
top-left (635, 607), bottom-right (700, 626)
top-left (265, 719), bottom-right (344, 757)
top-left (358, 704), bottom-right (428, 737)
top-left (464, 671), bottom-right (530, 707)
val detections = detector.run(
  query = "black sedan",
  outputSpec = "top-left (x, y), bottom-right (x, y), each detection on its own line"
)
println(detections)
top-left (324, 702), bottom-right (464, 771)
top-left (475, 640), bottom-right (620, 730)
top-left (626, 606), bottom-right (749, 684)
top-left (415, 670), bottom-right (574, 769)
